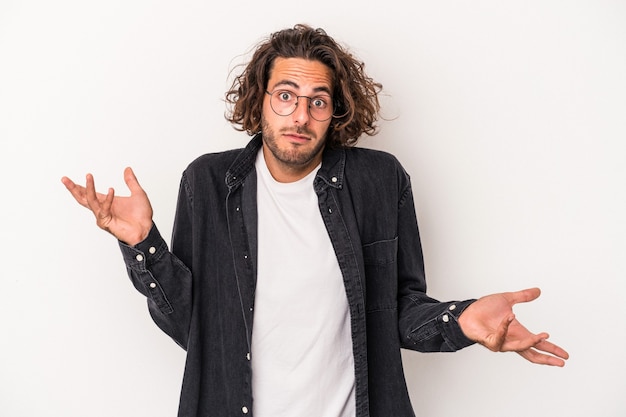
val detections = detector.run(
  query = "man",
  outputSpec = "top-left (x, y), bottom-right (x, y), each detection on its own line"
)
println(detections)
top-left (62, 24), bottom-right (568, 417)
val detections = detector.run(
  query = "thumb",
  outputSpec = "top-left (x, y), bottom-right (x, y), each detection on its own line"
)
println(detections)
top-left (506, 287), bottom-right (541, 306)
top-left (123, 167), bottom-right (144, 195)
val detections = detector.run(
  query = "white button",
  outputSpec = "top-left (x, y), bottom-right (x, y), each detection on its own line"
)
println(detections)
top-left (149, 282), bottom-right (157, 289)
top-left (242, 406), bottom-right (249, 414)
top-left (449, 304), bottom-right (456, 311)
top-left (149, 246), bottom-right (156, 254)
top-left (246, 352), bottom-right (251, 360)
top-left (331, 176), bottom-right (338, 183)
top-left (442, 314), bottom-right (449, 323)
top-left (135, 254), bottom-right (144, 262)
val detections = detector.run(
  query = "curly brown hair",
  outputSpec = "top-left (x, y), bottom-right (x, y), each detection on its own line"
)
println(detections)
top-left (224, 24), bottom-right (382, 148)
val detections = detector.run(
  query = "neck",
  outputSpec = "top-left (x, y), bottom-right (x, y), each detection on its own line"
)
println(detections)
top-left (261, 145), bottom-right (323, 183)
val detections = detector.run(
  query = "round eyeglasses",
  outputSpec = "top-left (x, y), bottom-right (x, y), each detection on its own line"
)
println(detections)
top-left (265, 89), bottom-right (334, 122)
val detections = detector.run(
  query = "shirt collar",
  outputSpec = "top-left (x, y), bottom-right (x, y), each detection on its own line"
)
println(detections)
top-left (225, 133), bottom-right (346, 191)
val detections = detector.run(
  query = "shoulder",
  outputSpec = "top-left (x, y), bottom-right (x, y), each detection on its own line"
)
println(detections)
top-left (340, 146), bottom-right (413, 203)
top-left (182, 148), bottom-right (243, 182)
top-left (187, 148), bottom-right (243, 172)
top-left (344, 146), bottom-right (408, 177)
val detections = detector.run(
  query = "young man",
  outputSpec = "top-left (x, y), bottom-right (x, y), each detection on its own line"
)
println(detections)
top-left (62, 24), bottom-right (568, 417)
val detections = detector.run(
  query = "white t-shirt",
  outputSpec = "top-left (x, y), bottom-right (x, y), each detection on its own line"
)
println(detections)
top-left (251, 149), bottom-right (355, 417)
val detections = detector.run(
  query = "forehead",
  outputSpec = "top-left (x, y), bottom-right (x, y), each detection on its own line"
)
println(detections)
top-left (268, 57), bottom-right (334, 91)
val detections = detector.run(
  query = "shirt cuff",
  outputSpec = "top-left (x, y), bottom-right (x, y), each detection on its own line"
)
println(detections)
top-left (118, 223), bottom-right (168, 271)
top-left (438, 299), bottom-right (477, 351)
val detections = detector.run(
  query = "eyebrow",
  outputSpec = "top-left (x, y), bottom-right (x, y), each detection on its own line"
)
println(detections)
top-left (271, 80), bottom-right (332, 96)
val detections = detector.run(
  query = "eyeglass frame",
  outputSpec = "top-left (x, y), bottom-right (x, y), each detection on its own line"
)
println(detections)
top-left (264, 89), bottom-right (339, 122)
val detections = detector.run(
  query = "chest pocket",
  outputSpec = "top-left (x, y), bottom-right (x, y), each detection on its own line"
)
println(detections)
top-left (362, 237), bottom-right (398, 311)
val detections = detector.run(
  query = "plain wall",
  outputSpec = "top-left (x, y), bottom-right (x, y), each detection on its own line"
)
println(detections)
top-left (1, 1), bottom-right (625, 416)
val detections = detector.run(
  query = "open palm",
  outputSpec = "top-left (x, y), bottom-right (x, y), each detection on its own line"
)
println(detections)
top-left (61, 167), bottom-right (153, 246)
top-left (458, 288), bottom-right (569, 366)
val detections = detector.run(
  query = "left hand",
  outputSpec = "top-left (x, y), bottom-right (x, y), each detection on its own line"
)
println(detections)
top-left (458, 287), bottom-right (569, 366)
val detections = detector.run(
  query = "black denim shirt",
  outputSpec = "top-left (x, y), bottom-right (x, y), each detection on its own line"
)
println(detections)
top-left (119, 134), bottom-right (476, 417)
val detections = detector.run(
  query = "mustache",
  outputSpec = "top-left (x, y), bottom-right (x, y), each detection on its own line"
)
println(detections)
top-left (281, 126), bottom-right (315, 137)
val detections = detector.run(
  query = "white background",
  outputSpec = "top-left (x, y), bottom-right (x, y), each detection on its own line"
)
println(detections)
top-left (1, 1), bottom-right (625, 416)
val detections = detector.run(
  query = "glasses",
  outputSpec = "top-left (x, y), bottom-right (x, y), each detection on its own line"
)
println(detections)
top-left (265, 89), bottom-right (334, 122)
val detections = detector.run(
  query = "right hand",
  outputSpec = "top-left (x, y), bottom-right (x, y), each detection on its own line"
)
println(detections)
top-left (61, 167), bottom-right (154, 246)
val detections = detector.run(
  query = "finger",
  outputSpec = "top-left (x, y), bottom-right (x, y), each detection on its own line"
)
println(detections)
top-left (489, 314), bottom-right (515, 352)
top-left (505, 287), bottom-right (541, 305)
top-left (507, 331), bottom-right (549, 352)
top-left (100, 187), bottom-right (115, 219)
top-left (517, 348), bottom-right (567, 367)
top-left (91, 186), bottom-right (115, 231)
top-left (84, 173), bottom-right (102, 213)
top-left (61, 176), bottom-right (75, 190)
top-left (533, 339), bottom-right (570, 360)
top-left (124, 167), bottom-right (145, 195)
top-left (61, 176), bottom-right (89, 207)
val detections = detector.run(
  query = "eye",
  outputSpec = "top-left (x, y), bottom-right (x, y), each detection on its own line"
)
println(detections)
top-left (277, 90), bottom-right (294, 102)
top-left (311, 96), bottom-right (330, 109)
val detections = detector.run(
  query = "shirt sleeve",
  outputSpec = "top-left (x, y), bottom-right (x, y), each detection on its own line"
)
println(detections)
top-left (399, 293), bottom-right (477, 352)
top-left (119, 223), bottom-right (192, 350)
top-left (395, 175), bottom-right (477, 352)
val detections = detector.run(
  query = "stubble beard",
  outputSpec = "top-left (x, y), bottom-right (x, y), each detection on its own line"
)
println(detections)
top-left (261, 115), bottom-right (327, 169)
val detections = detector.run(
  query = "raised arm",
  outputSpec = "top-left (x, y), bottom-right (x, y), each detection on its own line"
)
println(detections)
top-left (63, 167), bottom-right (193, 348)
top-left (61, 167), bottom-right (153, 246)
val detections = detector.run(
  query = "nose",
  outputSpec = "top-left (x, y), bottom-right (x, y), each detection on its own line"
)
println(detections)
top-left (292, 96), bottom-right (311, 124)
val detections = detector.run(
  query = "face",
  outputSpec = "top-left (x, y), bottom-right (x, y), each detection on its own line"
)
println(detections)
top-left (261, 57), bottom-right (334, 182)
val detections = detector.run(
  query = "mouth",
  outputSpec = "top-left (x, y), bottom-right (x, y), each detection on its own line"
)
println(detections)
top-left (283, 132), bottom-right (311, 143)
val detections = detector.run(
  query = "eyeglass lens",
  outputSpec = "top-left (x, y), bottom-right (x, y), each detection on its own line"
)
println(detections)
top-left (267, 90), bottom-right (333, 121)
